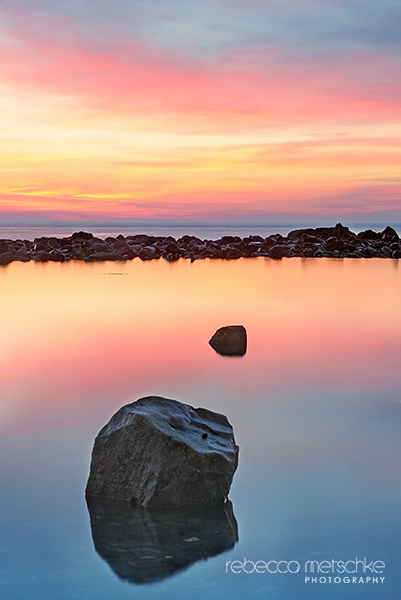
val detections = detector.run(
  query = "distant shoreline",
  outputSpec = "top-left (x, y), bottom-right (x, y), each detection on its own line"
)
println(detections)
top-left (1, 223), bottom-right (400, 266)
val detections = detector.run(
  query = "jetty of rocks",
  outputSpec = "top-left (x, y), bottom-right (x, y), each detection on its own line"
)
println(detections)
top-left (1, 224), bottom-right (400, 265)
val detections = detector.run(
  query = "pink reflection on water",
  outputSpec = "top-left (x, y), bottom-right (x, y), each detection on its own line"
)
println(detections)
top-left (1, 257), bottom-right (401, 440)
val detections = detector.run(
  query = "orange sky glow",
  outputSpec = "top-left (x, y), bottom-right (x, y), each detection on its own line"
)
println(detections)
top-left (0, 1), bottom-right (400, 224)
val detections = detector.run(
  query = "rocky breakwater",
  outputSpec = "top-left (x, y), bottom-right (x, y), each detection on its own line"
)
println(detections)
top-left (85, 396), bottom-right (239, 507)
top-left (1, 224), bottom-right (400, 266)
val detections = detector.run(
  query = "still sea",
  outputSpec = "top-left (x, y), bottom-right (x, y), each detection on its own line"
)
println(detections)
top-left (1, 222), bottom-right (401, 242)
top-left (1, 254), bottom-right (401, 599)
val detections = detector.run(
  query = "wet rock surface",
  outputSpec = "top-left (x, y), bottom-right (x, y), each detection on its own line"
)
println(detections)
top-left (86, 496), bottom-right (238, 584)
top-left (85, 396), bottom-right (239, 507)
top-left (209, 325), bottom-right (247, 356)
top-left (1, 224), bottom-right (401, 265)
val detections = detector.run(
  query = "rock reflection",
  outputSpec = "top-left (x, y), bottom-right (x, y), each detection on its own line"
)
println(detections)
top-left (86, 496), bottom-right (238, 584)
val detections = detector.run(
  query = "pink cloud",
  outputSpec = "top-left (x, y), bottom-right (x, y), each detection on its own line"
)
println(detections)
top-left (1, 12), bottom-right (400, 129)
top-left (1, 181), bottom-right (400, 222)
top-left (1, 8), bottom-right (400, 221)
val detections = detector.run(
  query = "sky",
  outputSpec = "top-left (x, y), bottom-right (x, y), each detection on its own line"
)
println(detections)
top-left (0, 0), bottom-right (400, 225)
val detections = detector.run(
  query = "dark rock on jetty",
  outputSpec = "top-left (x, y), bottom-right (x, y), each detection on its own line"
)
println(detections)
top-left (1, 224), bottom-right (400, 265)
top-left (209, 325), bottom-right (247, 356)
top-left (85, 396), bottom-right (239, 507)
top-left (86, 496), bottom-right (238, 584)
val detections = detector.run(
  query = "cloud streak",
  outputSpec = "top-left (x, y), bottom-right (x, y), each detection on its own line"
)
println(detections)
top-left (1, 14), bottom-right (400, 128)
top-left (0, 0), bottom-right (400, 222)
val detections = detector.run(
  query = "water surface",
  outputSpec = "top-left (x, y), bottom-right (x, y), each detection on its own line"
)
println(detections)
top-left (1, 257), bottom-right (400, 599)
top-left (1, 221), bottom-right (401, 241)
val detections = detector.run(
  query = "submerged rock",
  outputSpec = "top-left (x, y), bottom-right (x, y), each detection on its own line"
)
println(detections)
top-left (209, 325), bottom-right (247, 356)
top-left (85, 396), bottom-right (239, 506)
top-left (86, 496), bottom-right (238, 584)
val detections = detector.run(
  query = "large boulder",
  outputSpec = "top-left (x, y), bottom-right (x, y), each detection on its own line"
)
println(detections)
top-left (85, 396), bottom-right (239, 506)
top-left (209, 325), bottom-right (247, 356)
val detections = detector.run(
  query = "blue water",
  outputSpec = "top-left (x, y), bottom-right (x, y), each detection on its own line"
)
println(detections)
top-left (1, 257), bottom-right (400, 599)
top-left (1, 221), bottom-right (400, 241)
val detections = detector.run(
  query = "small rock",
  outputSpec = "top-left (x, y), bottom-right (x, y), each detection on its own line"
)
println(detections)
top-left (357, 229), bottom-right (382, 240)
top-left (0, 251), bottom-right (13, 265)
top-left (209, 325), bottom-right (247, 356)
top-left (138, 246), bottom-right (160, 260)
top-left (333, 222), bottom-right (350, 238)
top-left (224, 247), bottom-right (243, 259)
top-left (70, 231), bottom-right (94, 241)
top-left (268, 244), bottom-right (287, 259)
top-left (382, 225), bottom-right (398, 239)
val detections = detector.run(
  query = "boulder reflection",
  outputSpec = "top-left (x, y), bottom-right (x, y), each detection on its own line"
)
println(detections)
top-left (86, 496), bottom-right (238, 584)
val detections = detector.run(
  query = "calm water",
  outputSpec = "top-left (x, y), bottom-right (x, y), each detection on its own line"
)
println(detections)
top-left (1, 222), bottom-right (401, 241)
top-left (0, 223), bottom-right (299, 242)
top-left (1, 257), bottom-right (401, 599)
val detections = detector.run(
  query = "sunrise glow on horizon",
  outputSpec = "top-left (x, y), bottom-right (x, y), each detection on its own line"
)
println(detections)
top-left (1, 0), bottom-right (401, 225)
